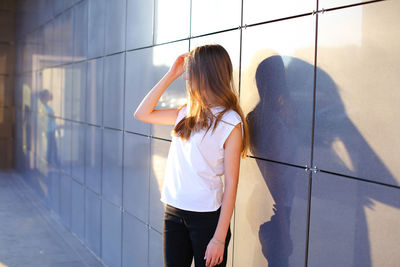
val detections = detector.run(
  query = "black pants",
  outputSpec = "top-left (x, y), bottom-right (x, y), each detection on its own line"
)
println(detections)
top-left (163, 204), bottom-right (231, 267)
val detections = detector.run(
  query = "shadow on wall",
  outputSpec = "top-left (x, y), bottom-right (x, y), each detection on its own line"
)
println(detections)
top-left (246, 55), bottom-right (399, 266)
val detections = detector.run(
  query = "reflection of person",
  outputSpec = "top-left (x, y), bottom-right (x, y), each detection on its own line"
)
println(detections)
top-left (39, 89), bottom-right (59, 168)
top-left (134, 45), bottom-right (249, 267)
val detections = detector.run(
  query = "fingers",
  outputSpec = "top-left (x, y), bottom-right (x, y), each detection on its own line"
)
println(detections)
top-left (211, 257), bottom-right (222, 267)
top-left (179, 52), bottom-right (189, 58)
top-left (204, 241), bottom-right (224, 267)
top-left (205, 255), bottom-right (223, 267)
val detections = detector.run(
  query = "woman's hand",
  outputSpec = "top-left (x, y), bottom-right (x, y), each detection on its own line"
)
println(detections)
top-left (204, 237), bottom-right (225, 267)
top-left (168, 53), bottom-right (188, 79)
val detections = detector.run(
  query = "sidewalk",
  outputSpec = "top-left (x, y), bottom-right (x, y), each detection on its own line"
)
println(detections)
top-left (0, 170), bottom-right (106, 267)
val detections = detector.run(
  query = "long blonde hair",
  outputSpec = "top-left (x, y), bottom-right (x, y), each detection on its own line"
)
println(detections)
top-left (172, 44), bottom-right (249, 158)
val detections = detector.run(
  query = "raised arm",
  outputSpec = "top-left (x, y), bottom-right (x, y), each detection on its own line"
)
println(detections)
top-left (134, 53), bottom-right (188, 125)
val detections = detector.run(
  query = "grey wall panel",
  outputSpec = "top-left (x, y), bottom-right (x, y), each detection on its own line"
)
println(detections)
top-left (58, 119), bottom-right (72, 175)
top-left (71, 179), bottom-right (85, 241)
top-left (15, 42), bottom-right (24, 74)
top-left (154, 0), bottom-right (190, 44)
top-left (126, 0), bottom-right (154, 50)
top-left (150, 41), bottom-right (188, 140)
top-left (71, 62), bottom-right (87, 123)
top-left (15, 74), bottom-right (25, 110)
top-left (234, 158), bottom-right (309, 267)
top-left (50, 171), bottom-right (60, 214)
top-left (103, 53), bottom-right (125, 130)
top-left (53, 0), bottom-right (79, 17)
top-left (102, 128), bottom-right (123, 206)
top-left (85, 188), bottom-right (101, 256)
top-left (62, 65), bottom-right (73, 120)
top-left (33, 27), bottom-right (45, 71)
top-left (42, 21), bottom-right (54, 69)
top-left (104, 0), bottom-right (126, 55)
top-left (42, 171), bottom-right (52, 208)
top-left (59, 9), bottom-right (74, 65)
top-left (60, 173), bottom-right (72, 230)
top-left (190, 30), bottom-right (241, 91)
top-left (16, 0), bottom-right (37, 37)
top-left (124, 47), bottom-right (154, 136)
top-left (314, 1), bottom-right (400, 186)
top-left (13, 75), bottom-right (22, 109)
top-left (13, 0), bottom-right (400, 266)
top-left (243, 0), bottom-right (315, 25)
top-left (319, 0), bottom-right (371, 10)
top-left (21, 32), bottom-right (34, 73)
top-left (241, 16), bottom-right (315, 166)
top-left (308, 172), bottom-right (400, 267)
top-left (35, 0), bottom-right (53, 28)
top-left (123, 132), bottom-right (150, 223)
top-left (149, 138), bottom-right (169, 233)
top-left (85, 124), bottom-right (102, 194)
top-left (71, 122), bottom-right (85, 184)
top-left (149, 229), bottom-right (163, 267)
top-left (125, 41), bottom-right (189, 139)
top-left (191, 0), bottom-right (241, 36)
top-left (88, 0), bottom-right (106, 59)
top-left (101, 199), bottom-right (122, 267)
top-left (122, 212), bottom-right (149, 267)
top-left (86, 58), bottom-right (103, 126)
top-left (73, 1), bottom-right (88, 62)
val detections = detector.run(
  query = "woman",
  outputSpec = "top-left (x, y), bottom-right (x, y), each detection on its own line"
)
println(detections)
top-left (134, 44), bottom-right (249, 267)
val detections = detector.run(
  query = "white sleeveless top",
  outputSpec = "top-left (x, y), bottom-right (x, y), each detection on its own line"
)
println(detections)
top-left (160, 105), bottom-right (243, 212)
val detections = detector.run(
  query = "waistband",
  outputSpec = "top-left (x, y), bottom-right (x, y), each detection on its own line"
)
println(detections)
top-left (165, 204), bottom-right (221, 215)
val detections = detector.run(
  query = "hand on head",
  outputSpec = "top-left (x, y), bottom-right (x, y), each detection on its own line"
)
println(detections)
top-left (169, 52), bottom-right (189, 78)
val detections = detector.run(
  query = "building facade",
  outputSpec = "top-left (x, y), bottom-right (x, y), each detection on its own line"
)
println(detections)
top-left (9, 0), bottom-right (400, 266)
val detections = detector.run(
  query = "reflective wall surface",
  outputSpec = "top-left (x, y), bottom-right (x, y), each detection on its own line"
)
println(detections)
top-left (13, 0), bottom-right (400, 266)
top-left (0, 0), bottom-right (15, 169)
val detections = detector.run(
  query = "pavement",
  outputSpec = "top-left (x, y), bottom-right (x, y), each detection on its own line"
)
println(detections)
top-left (0, 170), bottom-right (106, 267)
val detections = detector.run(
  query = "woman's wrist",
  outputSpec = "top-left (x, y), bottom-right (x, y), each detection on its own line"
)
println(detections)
top-left (166, 69), bottom-right (181, 81)
top-left (212, 236), bottom-right (225, 245)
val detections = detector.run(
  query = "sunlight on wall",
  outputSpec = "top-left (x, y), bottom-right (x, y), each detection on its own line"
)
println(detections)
top-left (318, 4), bottom-right (400, 178)
top-left (240, 16), bottom-right (315, 116)
top-left (152, 42), bottom-right (184, 67)
top-left (153, 43), bottom-right (187, 108)
top-left (155, 0), bottom-right (190, 43)
top-left (332, 137), bottom-right (355, 172)
top-left (364, 198), bottom-right (400, 266)
top-left (152, 154), bottom-right (166, 193)
top-left (319, 7), bottom-right (362, 47)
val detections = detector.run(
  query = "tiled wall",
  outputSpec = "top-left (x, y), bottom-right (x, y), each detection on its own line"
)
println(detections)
top-left (0, 0), bottom-right (15, 169)
top-left (13, 0), bottom-right (400, 266)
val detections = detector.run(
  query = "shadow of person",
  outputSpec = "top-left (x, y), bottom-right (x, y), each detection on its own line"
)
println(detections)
top-left (246, 55), bottom-right (399, 267)
top-left (246, 55), bottom-right (300, 267)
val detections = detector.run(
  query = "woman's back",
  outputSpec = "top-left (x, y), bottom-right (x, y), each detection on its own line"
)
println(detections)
top-left (161, 105), bottom-right (243, 212)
